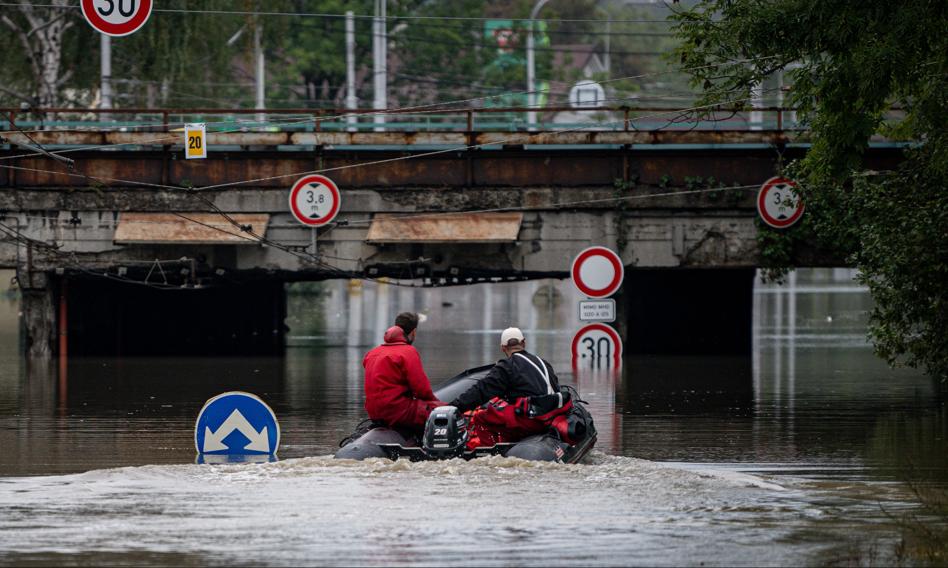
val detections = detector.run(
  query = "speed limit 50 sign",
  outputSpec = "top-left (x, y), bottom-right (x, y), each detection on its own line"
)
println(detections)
top-left (81, 0), bottom-right (153, 37)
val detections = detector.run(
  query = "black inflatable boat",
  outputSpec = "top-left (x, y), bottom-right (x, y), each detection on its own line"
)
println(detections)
top-left (335, 365), bottom-right (597, 463)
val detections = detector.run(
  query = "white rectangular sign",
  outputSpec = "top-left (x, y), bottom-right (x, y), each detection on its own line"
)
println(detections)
top-left (184, 123), bottom-right (207, 159)
top-left (579, 299), bottom-right (616, 322)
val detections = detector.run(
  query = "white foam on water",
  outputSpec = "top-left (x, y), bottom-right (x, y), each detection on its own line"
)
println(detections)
top-left (0, 453), bottom-right (812, 566)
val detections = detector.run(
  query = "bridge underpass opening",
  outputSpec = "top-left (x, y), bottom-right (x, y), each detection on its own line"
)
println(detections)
top-left (623, 268), bottom-right (756, 356)
top-left (65, 278), bottom-right (287, 357)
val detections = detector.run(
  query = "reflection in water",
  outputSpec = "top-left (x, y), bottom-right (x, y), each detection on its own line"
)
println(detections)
top-left (0, 270), bottom-right (943, 476)
top-left (0, 269), bottom-right (945, 564)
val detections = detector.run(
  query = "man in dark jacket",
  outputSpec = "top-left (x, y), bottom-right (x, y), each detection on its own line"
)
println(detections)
top-left (449, 327), bottom-right (569, 447)
top-left (363, 312), bottom-right (443, 431)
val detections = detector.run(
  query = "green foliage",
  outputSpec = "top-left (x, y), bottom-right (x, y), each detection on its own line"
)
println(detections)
top-left (269, 0), bottom-right (370, 108)
top-left (755, 215), bottom-right (813, 284)
top-left (114, 0), bottom-right (253, 107)
top-left (672, 1), bottom-right (948, 379)
top-left (0, 1), bottom-right (698, 112)
top-left (867, 408), bottom-right (948, 565)
top-left (613, 177), bottom-right (635, 253)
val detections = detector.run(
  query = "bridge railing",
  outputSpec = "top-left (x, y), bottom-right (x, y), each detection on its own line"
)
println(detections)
top-left (0, 105), bottom-right (824, 134)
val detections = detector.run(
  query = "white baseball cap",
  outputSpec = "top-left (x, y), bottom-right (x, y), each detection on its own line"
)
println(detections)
top-left (500, 327), bottom-right (525, 347)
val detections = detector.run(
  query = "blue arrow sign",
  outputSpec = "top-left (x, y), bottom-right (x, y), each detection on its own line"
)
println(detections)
top-left (194, 392), bottom-right (280, 456)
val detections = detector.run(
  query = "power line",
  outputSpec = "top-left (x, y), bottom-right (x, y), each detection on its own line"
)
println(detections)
top-left (0, 90), bottom-right (784, 287)
top-left (195, 90), bottom-right (785, 192)
top-left (289, 20), bottom-right (673, 56)
top-left (1, 54), bottom-right (767, 141)
top-left (0, 3), bottom-right (675, 24)
top-left (0, 219), bottom-right (196, 290)
top-left (330, 184), bottom-right (767, 228)
top-left (0, 88), bottom-right (783, 195)
top-left (0, 54), bottom-right (780, 157)
top-left (0, 110), bottom-right (76, 170)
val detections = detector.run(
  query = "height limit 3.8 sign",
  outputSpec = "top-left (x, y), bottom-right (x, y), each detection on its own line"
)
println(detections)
top-left (757, 176), bottom-right (804, 229)
top-left (571, 323), bottom-right (622, 371)
top-left (81, 0), bottom-right (153, 36)
top-left (289, 175), bottom-right (341, 227)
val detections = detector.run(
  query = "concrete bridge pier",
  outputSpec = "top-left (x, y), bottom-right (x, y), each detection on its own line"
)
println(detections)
top-left (623, 268), bottom-right (756, 356)
top-left (19, 272), bottom-right (58, 359)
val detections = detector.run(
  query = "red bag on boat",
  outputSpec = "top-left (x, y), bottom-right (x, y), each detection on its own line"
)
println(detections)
top-left (465, 396), bottom-right (574, 450)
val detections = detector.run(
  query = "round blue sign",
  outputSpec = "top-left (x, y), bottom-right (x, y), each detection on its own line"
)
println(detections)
top-left (194, 391), bottom-right (280, 456)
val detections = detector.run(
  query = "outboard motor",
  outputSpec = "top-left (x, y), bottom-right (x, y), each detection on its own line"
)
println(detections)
top-left (422, 406), bottom-right (468, 459)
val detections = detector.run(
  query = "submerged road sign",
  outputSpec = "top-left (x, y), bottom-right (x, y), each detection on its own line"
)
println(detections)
top-left (571, 246), bottom-right (624, 299)
top-left (579, 299), bottom-right (616, 322)
top-left (571, 323), bottom-right (622, 371)
top-left (195, 392), bottom-right (280, 456)
top-left (757, 176), bottom-right (804, 229)
top-left (289, 174), bottom-right (341, 227)
top-left (81, 0), bottom-right (153, 37)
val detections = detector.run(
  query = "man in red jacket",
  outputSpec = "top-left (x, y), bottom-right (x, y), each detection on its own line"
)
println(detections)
top-left (363, 312), bottom-right (443, 432)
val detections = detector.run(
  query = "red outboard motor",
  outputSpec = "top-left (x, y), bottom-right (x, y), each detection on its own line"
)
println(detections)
top-left (422, 406), bottom-right (468, 459)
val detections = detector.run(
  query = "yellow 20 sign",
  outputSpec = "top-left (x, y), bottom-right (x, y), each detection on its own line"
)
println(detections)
top-left (184, 123), bottom-right (207, 159)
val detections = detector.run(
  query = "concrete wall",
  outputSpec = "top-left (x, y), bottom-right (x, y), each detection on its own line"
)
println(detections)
top-left (1, 139), bottom-right (900, 357)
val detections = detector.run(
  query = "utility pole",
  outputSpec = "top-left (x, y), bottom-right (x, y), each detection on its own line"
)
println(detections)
top-left (372, 0), bottom-right (387, 131)
top-left (100, 34), bottom-right (112, 122)
top-left (604, 17), bottom-right (611, 78)
top-left (750, 82), bottom-right (763, 130)
top-left (526, 0), bottom-right (549, 130)
top-left (346, 10), bottom-right (357, 132)
top-left (254, 19), bottom-right (265, 126)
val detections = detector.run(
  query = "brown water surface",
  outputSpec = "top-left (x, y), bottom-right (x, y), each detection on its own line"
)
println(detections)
top-left (0, 270), bottom-right (944, 566)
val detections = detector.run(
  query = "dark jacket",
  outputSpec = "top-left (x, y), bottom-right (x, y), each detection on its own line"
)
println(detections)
top-left (363, 326), bottom-right (442, 428)
top-left (450, 350), bottom-right (560, 412)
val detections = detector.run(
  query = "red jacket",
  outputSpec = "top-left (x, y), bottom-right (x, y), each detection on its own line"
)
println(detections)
top-left (363, 326), bottom-right (442, 429)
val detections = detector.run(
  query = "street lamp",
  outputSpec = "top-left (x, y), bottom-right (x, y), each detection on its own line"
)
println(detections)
top-left (526, 0), bottom-right (550, 130)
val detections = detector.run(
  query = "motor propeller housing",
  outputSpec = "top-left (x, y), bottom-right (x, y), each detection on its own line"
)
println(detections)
top-left (422, 406), bottom-right (468, 459)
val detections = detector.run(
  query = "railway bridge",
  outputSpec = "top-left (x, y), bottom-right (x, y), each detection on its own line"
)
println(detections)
top-left (0, 107), bottom-right (904, 358)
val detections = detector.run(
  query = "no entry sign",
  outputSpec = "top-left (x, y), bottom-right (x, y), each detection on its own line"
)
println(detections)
top-left (757, 176), bottom-right (804, 229)
top-left (81, 0), bottom-right (153, 37)
top-left (571, 323), bottom-right (623, 371)
top-left (289, 175), bottom-right (341, 227)
top-left (571, 246), bottom-right (624, 298)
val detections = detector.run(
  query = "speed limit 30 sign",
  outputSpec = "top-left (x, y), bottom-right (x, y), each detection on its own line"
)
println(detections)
top-left (571, 323), bottom-right (623, 371)
top-left (81, 0), bottom-right (153, 37)
top-left (288, 175), bottom-right (341, 227)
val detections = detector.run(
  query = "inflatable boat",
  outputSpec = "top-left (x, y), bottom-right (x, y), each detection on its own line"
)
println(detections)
top-left (335, 364), bottom-right (597, 463)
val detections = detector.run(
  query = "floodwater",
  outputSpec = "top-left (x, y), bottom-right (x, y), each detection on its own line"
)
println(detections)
top-left (0, 270), bottom-right (945, 566)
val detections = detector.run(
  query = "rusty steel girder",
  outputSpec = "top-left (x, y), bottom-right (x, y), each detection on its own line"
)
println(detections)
top-left (0, 131), bottom-right (906, 196)
top-left (4, 129), bottom-right (800, 149)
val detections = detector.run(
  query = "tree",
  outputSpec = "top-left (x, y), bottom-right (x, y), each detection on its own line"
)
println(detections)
top-left (111, 0), bottom-right (249, 108)
top-left (1, 0), bottom-right (81, 110)
top-left (671, 1), bottom-right (948, 380)
top-left (270, 0), bottom-right (372, 108)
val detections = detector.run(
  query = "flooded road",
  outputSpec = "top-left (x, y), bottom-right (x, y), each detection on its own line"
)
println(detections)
top-left (0, 270), bottom-right (945, 565)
